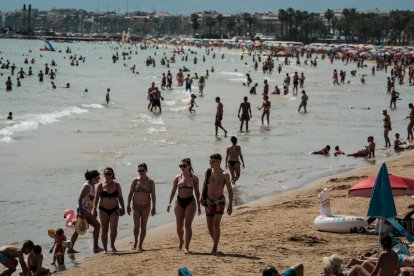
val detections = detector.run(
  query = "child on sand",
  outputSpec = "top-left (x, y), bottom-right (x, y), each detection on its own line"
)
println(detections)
top-left (0, 240), bottom-right (34, 275)
top-left (52, 228), bottom-right (67, 265)
top-left (28, 245), bottom-right (50, 275)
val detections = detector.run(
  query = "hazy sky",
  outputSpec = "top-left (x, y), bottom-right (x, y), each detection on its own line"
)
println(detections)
top-left (1, 0), bottom-right (413, 14)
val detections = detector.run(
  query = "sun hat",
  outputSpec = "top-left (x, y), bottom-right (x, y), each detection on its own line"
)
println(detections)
top-left (323, 254), bottom-right (343, 275)
top-left (74, 218), bottom-right (89, 235)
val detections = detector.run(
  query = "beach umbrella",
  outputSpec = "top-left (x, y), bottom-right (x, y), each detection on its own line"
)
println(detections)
top-left (366, 163), bottom-right (397, 245)
top-left (366, 163), bottom-right (397, 219)
top-left (349, 173), bottom-right (414, 197)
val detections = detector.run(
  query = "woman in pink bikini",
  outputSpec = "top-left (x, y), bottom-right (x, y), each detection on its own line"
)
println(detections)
top-left (127, 163), bottom-right (156, 251)
top-left (167, 158), bottom-right (201, 253)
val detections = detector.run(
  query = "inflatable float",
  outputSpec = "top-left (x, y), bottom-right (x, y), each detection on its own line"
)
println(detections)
top-left (314, 188), bottom-right (368, 233)
top-left (64, 209), bottom-right (77, 227)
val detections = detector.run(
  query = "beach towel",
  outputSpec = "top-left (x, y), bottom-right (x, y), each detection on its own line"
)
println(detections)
top-left (388, 219), bottom-right (414, 243)
top-left (178, 267), bottom-right (192, 276)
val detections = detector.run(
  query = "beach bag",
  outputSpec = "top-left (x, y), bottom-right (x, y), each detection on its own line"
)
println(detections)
top-left (178, 267), bottom-right (192, 276)
top-left (200, 168), bottom-right (212, 207)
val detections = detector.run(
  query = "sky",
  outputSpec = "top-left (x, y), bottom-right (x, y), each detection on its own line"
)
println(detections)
top-left (0, 0), bottom-right (413, 14)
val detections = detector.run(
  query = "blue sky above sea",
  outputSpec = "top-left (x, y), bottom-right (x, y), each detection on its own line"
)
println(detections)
top-left (0, 0), bottom-right (413, 14)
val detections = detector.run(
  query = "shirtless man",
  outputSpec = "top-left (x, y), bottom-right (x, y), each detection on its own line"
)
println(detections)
top-left (382, 110), bottom-right (392, 148)
top-left (298, 90), bottom-right (308, 113)
top-left (149, 87), bottom-right (162, 113)
top-left (258, 96), bottom-right (271, 126)
top-left (0, 240), bottom-right (34, 276)
top-left (215, 97), bottom-right (227, 137)
top-left (5, 77), bottom-right (12, 91)
top-left (225, 136), bottom-right (245, 185)
top-left (147, 82), bottom-right (156, 110)
top-left (390, 89), bottom-right (399, 109)
top-left (106, 88), bottom-right (110, 105)
top-left (347, 235), bottom-right (400, 276)
top-left (238, 96), bottom-right (252, 132)
top-left (200, 154), bottom-right (233, 254)
top-left (263, 79), bottom-right (269, 96)
top-left (407, 103), bottom-right (414, 140)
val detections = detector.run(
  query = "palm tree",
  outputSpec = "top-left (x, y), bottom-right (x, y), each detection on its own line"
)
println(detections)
top-left (324, 9), bottom-right (334, 35)
top-left (225, 16), bottom-right (236, 37)
top-left (190, 13), bottom-right (200, 34)
top-left (287, 7), bottom-right (296, 39)
top-left (205, 16), bottom-right (215, 35)
top-left (216, 13), bottom-right (223, 37)
top-left (278, 9), bottom-right (288, 38)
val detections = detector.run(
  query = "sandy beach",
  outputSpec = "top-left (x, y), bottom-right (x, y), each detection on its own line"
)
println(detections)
top-left (60, 150), bottom-right (414, 276)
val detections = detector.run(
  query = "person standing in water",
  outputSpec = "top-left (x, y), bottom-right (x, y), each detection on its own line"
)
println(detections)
top-left (106, 88), bottom-right (110, 105)
top-left (382, 110), bottom-right (392, 148)
top-left (407, 103), bottom-right (414, 140)
top-left (215, 97), bottom-right (227, 137)
top-left (7, 112), bottom-right (13, 120)
top-left (298, 90), bottom-right (308, 113)
top-left (167, 158), bottom-right (201, 254)
top-left (225, 136), bottom-right (245, 185)
top-left (200, 153), bottom-right (233, 254)
top-left (198, 76), bottom-right (206, 96)
top-left (258, 96), bottom-right (271, 126)
top-left (5, 76), bottom-right (12, 91)
top-left (238, 96), bottom-right (252, 132)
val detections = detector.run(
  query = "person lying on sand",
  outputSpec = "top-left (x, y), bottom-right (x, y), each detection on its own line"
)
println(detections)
top-left (263, 263), bottom-right (304, 276)
top-left (347, 136), bottom-right (375, 158)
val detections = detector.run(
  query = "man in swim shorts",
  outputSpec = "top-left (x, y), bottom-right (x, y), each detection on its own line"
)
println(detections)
top-left (201, 153), bottom-right (233, 254)
top-left (238, 96), bottom-right (252, 132)
top-left (0, 240), bottom-right (34, 275)
top-left (215, 97), bottom-right (227, 137)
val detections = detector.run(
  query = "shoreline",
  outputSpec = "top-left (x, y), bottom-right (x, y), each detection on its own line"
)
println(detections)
top-left (61, 149), bottom-right (414, 275)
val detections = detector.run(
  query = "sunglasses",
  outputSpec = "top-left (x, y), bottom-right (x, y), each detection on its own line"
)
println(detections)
top-left (104, 173), bottom-right (112, 176)
top-left (179, 164), bottom-right (188, 169)
top-left (138, 169), bottom-right (145, 172)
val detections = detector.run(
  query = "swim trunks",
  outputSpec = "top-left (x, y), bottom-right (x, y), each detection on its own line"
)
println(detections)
top-left (399, 254), bottom-right (407, 266)
top-left (240, 113), bottom-right (250, 121)
top-left (152, 99), bottom-right (161, 107)
top-left (206, 195), bottom-right (225, 216)
top-left (215, 115), bottom-right (222, 126)
top-left (0, 252), bottom-right (8, 262)
top-left (281, 267), bottom-right (295, 276)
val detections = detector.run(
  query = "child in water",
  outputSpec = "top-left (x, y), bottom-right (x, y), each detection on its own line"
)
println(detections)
top-left (334, 146), bottom-right (345, 156)
top-left (189, 94), bottom-right (198, 113)
top-left (28, 245), bottom-right (50, 275)
top-left (52, 228), bottom-right (67, 265)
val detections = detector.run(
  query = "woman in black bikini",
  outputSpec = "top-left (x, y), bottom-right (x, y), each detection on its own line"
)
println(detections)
top-left (93, 167), bottom-right (125, 253)
top-left (167, 158), bottom-right (201, 253)
top-left (127, 163), bottom-right (156, 251)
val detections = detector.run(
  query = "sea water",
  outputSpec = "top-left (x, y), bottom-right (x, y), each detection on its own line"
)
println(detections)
top-left (0, 39), bottom-right (412, 254)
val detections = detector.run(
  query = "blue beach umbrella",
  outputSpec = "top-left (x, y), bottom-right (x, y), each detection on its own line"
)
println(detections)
top-left (367, 163), bottom-right (397, 219)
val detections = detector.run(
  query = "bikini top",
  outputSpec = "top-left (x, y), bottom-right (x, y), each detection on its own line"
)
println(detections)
top-left (135, 178), bottom-right (152, 194)
top-left (101, 183), bottom-right (119, 198)
top-left (177, 174), bottom-right (194, 190)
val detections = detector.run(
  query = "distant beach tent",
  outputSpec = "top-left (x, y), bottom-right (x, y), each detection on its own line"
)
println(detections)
top-left (349, 172), bottom-right (414, 197)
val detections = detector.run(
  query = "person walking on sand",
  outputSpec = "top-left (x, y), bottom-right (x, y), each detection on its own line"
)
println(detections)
top-left (238, 96), bottom-right (252, 132)
top-left (215, 97), bottom-right (227, 137)
top-left (298, 90), bottom-right (308, 113)
top-left (225, 136), bottom-right (245, 185)
top-left (126, 163), bottom-right (156, 252)
top-left (106, 88), bottom-right (110, 105)
top-left (167, 158), bottom-right (201, 254)
top-left (382, 110), bottom-right (392, 148)
top-left (407, 103), bottom-right (414, 140)
top-left (200, 154), bottom-right (233, 254)
top-left (93, 167), bottom-right (125, 253)
top-left (258, 96), bottom-right (271, 126)
top-left (67, 170), bottom-right (101, 254)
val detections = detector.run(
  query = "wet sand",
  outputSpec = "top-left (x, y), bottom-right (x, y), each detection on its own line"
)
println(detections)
top-left (61, 150), bottom-right (414, 275)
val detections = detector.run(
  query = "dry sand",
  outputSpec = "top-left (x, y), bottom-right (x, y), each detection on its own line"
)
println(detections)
top-left (62, 150), bottom-right (414, 276)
